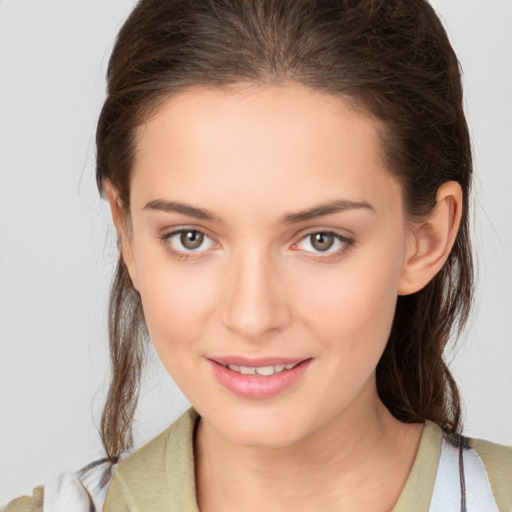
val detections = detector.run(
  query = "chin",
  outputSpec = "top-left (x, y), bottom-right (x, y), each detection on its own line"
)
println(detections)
top-left (226, 425), bottom-right (303, 449)
top-left (204, 404), bottom-right (312, 449)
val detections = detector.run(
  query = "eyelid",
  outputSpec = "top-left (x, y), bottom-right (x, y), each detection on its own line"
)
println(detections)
top-left (291, 228), bottom-right (355, 259)
top-left (159, 226), bottom-right (354, 261)
top-left (160, 226), bottom-right (218, 258)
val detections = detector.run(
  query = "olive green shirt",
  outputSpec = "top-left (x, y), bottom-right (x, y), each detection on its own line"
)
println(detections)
top-left (4, 408), bottom-right (511, 511)
top-left (103, 408), bottom-right (512, 512)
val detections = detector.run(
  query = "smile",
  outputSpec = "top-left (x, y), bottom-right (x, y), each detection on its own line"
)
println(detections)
top-left (209, 358), bottom-right (312, 399)
top-left (220, 362), bottom-right (300, 376)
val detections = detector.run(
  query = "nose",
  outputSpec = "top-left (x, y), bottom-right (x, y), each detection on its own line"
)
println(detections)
top-left (221, 245), bottom-right (291, 341)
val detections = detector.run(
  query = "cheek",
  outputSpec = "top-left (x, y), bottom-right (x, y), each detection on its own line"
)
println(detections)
top-left (291, 249), bottom-right (403, 355)
top-left (132, 225), bottom-right (405, 377)
top-left (141, 271), bottom-right (212, 332)
top-left (132, 244), bottom-right (219, 361)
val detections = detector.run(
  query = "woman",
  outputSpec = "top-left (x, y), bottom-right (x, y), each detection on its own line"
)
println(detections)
top-left (3, 0), bottom-right (511, 511)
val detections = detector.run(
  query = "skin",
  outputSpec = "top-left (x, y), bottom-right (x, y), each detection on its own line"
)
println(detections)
top-left (106, 83), bottom-right (462, 511)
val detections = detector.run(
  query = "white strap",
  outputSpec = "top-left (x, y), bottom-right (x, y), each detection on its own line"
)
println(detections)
top-left (429, 435), bottom-right (499, 512)
top-left (43, 461), bottom-right (113, 512)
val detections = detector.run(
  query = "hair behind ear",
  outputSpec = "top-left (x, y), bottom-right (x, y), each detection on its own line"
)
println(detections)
top-left (100, 259), bottom-right (147, 462)
top-left (377, 183), bottom-right (472, 433)
top-left (377, 282), bottom-right (463, 431)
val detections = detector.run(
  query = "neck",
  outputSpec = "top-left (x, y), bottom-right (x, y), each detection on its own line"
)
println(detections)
top-left (194, 385), bottom-right (423, 512)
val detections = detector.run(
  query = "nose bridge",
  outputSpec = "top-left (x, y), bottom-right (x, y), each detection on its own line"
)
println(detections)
top-left (221, 241), bottom-right (289, 340)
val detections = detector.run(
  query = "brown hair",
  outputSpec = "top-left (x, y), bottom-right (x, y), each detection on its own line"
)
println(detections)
top-left (96, 0), bottom-right (473, 462)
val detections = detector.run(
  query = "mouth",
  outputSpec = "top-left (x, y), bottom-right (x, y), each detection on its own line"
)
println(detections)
top-left (216, 361), bottom-right (302, 377)
top-left (208, 357), bottom-right (312, 399)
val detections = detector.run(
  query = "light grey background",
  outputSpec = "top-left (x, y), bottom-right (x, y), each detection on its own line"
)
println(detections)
top-left (0, 0), bottom-right (511, 503)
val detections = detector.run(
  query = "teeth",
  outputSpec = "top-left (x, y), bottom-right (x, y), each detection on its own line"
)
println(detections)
top-left (239, 366), bottom-right (256, 375)
top-left (226, 362), bottom-right (299, 376)
top-left (255, 366), bottom-right (275, 376)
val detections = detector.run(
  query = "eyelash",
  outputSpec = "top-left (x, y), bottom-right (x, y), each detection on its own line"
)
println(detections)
top-left (293, 230), bottom-right (355, 261)
top-left (160, 228), bottom-right (355, 262)
top-left (160, 228), bottom-right (216, 261)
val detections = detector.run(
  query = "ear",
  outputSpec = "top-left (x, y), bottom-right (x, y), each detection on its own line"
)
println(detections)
top-left (103, 179), bottom-right (139, 291)
top-left (397, 181), bottom-right (463, 296)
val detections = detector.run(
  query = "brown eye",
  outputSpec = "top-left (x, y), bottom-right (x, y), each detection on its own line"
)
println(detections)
top-left (180, 230), bottom-right (204, 249)
top-left (310, 232), bottom-right (335, 252)
top-left (162, 228), bottom-right (216, 258)
top-left (295, 230), bottom-right (354, 259)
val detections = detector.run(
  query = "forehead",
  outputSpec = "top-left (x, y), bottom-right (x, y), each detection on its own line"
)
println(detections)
top-left (134, 82), bottom-right (385, 164)
top-left (130, 83), bottom-right (401, 219)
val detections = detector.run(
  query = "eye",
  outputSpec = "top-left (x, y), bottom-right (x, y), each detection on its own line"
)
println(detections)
top-left (295, 231), bottom-right (354, 257)
top-left (162, 228), bottom-right (216, 254)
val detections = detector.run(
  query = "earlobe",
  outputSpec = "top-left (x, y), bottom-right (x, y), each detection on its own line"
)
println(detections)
top-left (397, 181), bottom-right (463, 296)
top-left (103, 179), bottom-right (139, 291)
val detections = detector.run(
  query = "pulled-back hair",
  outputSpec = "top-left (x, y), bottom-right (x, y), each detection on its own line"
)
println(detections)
top-left (96, 0), bottom-right (473, 462)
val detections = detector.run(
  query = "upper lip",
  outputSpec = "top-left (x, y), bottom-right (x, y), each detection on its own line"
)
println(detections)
top-left (208, 356), bottom-right (310, 367)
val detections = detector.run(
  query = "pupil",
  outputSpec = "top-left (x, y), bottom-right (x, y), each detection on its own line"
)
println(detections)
top-left (312, 233), bottom-right (334, 251)
top-left (181, 231), bottom-right (203, 249)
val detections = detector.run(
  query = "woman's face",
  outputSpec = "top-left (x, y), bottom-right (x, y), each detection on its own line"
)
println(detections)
top-left (122, 83), bottom-right (414, 447)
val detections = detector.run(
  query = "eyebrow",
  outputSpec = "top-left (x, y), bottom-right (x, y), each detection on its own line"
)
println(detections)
top-left (282, 199), bottom-right (375, 224)
top-left (143, 199), bottom-right (222, 222)
top-left (143, 198), bottom-right (375, 224)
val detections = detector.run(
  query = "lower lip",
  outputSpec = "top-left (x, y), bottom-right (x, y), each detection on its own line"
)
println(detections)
top-left (208, 359), bottom-right (312, 400)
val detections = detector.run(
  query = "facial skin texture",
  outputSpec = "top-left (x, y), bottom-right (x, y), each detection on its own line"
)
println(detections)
top-left (106, 83), bottom-right (462, 511)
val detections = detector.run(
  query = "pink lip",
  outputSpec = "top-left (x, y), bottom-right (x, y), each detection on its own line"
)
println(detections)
top-left (208, 357), bottom-right (312, 400)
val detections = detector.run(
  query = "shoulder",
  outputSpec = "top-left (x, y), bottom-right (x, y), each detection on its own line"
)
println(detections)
top-left (113, 407), bottom-right (198, 481)
top-left (104, 407), bottom-right (199, 512)
top-left (394, 421), bottom-right (511, 512)
top-left (1, 487), bottom-right (43, 512)
top-left (470, 436), bottom-right (512, 511)
top-left (1, 460), bottom-right (113, 512)
top-left (432, 426), bottom-right (512, 512)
